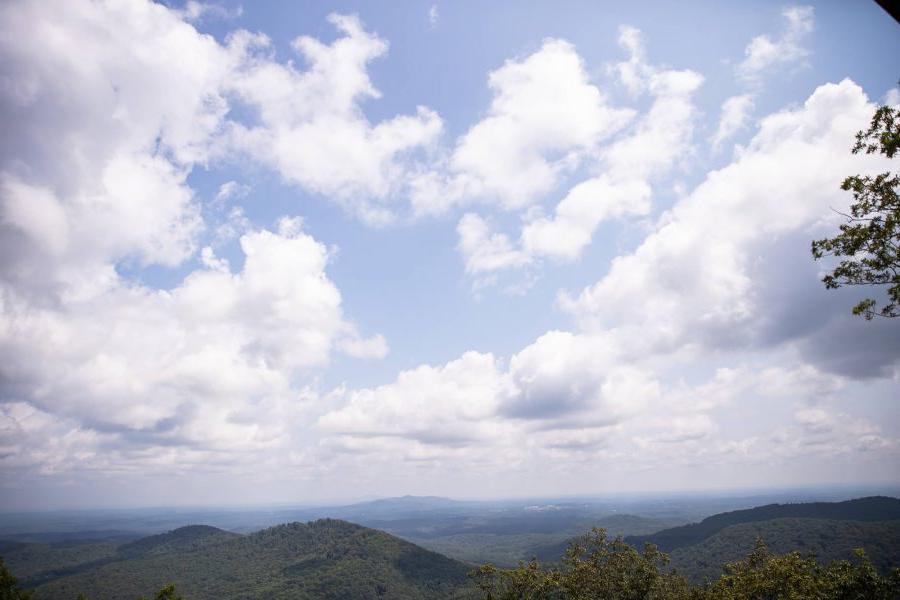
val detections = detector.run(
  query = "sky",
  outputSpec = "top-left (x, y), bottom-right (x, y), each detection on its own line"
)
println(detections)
top-left (0, 0), bottom-right (898, 510)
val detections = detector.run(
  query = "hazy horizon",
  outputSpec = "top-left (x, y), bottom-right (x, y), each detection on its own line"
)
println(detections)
top-left (3, 481), bottom-right (900, 514)
top-left (1, 0), bottom-right (898, 511)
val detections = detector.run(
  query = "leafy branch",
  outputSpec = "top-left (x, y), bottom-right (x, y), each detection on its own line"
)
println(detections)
top-left (812, 99), bottom-right (900, 319)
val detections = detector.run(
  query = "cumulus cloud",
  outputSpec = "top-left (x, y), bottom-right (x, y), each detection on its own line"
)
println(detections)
top-left (338, 333), bottom-right (390, 359)
top-left (562, 80), bottom-right (894, 368)
top-left (412, 39), bottom-right (633, 215)
top-left (774, 407), bottom-right (896, 456)
top-left (0, 403), bottom-right (106, 476)
top-left (711, 94), bottom-right (755, 151)
top-left (612, 26), bottom-right (651, 96)
top-left (457, 27), bottom-right (703, 271)
top-left (0, 0), bottom-right (389, 476)
top-left (520, 177), bottom-right (651, 261)
top-left (0, 0), bottom-right (226, 298)
top-left (316, 80), bottom-right (899, 476)
top-left (456, 213), bottom-right (530, 274)
top-left (214, 180), bottom-right (251, 204)
top-left (319, 352), bottom-right (514, 449)
top-left (177, 1), bottom-right (243, 22)
top-left (224, 14), bottom-right (443, 224)
top-left (1, 2), bottom-right (897, 493)
top-left (1, 219), bottom-right (379, 453)
top-left (737, 6), bottom-right (814, 82)
top-left (522, 37), bottom-right (703, 262)
top-left (1, 1), bottom-right (445, 230)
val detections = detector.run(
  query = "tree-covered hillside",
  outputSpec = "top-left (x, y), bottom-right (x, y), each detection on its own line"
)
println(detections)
top-left (20, 520), bottom-right (476, 600)
top-left (627, 495), bottom-right (900, 552)
top-left (669, 517), bottom-right (900, 583)
top-left (473, 528), bottom-right (900, 600)
top-left (2, 497), bottom-right (898, 599)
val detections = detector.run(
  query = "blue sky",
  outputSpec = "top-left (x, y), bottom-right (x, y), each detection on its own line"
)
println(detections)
top-left (0, 0), bottom-right (898, 509)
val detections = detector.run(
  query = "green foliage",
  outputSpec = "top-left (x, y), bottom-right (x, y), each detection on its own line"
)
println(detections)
top-left (472, 528), bottom-right (694, 600)
top-left (137, 583), bottom-right (183, 600)
top-left (117, 526), bottom-right (240, 559)
top-left (473, 532), bottom-right (900, 600)
top-left (2, 511), bottom-right (898, 600)
top-left (669, 517), bottom-right (900, 583)
top-left (627, 496), bottom-right (900, 553)
top-left (29, 520), bottom-right (475, 600)
top-left (812, 101), bottom-right (900, 319)
top-left (0, 539), bottom-right (122, 586)
top-left (706, 539), bottom-right (900, 600)
top-left (0, 557), bottom-right (33, 600)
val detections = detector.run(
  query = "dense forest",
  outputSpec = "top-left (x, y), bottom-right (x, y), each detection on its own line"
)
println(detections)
top-left (669, 517), bottom-right (900, 583)
top-left (626, 496), bottom-right (900, 552)
top-left (5, 520), bottom-right (473, 600)
top-left (1, 497), bottom-right (898, 599)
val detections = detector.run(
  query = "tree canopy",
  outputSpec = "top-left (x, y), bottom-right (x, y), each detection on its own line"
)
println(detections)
top-left (472, 529), bottom-right (900, 600)
top-left (812, 99), bottom-right (900, 319)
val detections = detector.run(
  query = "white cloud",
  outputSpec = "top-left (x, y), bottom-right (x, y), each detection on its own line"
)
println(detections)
top-left (0, 0), bottom-right (228, 296)
top-left (737, 6), bottom-right (814, 82)
top-left (0, 1), bottom-right (391, 475)
top-left (457, 213), bottom-right (530, 273)
top-left (1, 2), bottom-right (897, 492)
top-left (0, 402), bottom-right (105, 476)
top-left (503, 331), bottom-right (653, 425)
top-left (521, 55), bottom-right (702, 262)
top-left (319, 352), bottom-right (514, 449)
top-left (412, 39), bottom-right (633, 215)
top-left (338, 333), bottom-right (390, 359)
top-left (775, 407), bottom-right (895, 456)
top-left (757, 364), bottom-right (844, 399)
top-left (2, 2), bottom-right (445, 229)
top-left (214, 180), bottom-right (250, 204)
top-left (177, 1), bottom-right (243, 22)
top-left (711, 94), bottom-right (755, 151)
top-left (316, 80), bottom-right (900, 475)
top-left (223, 14), bottom-right (443, 224)
top-left (562, 80), bottom-right (888, 363)
top-left (1, 219), bottom-right (381, 459)
top-left (612, 26), bottom-right (651, 96)
top-left (428, 4), bottom-right (439, 27)
top-left (458, 27), bottom-right (702, 269)
top-left (638, 414), bottom-right (717, 444)
top-left (885, 87), bottom-right (900, 106)
top-left (520, 177), bottom-right (651, 261)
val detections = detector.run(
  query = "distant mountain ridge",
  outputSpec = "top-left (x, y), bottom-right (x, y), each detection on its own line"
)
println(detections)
top-left (627, 496), bottom-right (900, 552)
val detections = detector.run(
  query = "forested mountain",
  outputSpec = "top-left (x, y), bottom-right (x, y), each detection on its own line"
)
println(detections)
top-left (2, 497), bottom-right (899, 599)
top-left (525, 496), bottom-right (900, 581)
top-left (669, 517), bottom-right (900, 583)
top-left (6, 520), bottom-right (476, 600)
top-left (627, 496), bottom-right (900, 552)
